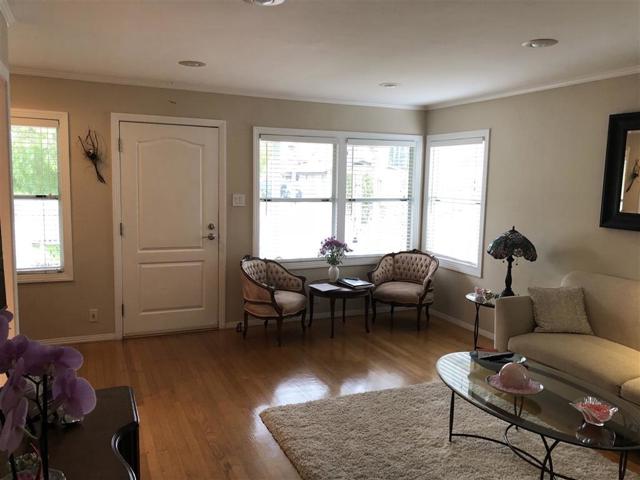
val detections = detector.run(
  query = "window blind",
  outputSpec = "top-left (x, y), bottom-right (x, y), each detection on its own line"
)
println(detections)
top-left (345, 141), bottom-right (415, 255)
top-left (424, 138), bottom-right (486, 267)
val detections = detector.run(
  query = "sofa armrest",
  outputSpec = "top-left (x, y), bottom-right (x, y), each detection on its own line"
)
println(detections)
top-left (494, 296), bottom-right (535, 351)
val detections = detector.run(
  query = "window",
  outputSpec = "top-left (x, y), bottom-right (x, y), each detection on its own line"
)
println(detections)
top-left (255, 128), bottom-right (422, 265)
top-left (422, 130), bottom-right (489, 277)
top-left (10, 110), bottom-right (73, 282)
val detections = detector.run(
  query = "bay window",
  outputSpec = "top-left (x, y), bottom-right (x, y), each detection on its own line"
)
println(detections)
top-left (422, 130), bottom-right (490, 277)
top-left (255, 127), bottom-right (422, 266)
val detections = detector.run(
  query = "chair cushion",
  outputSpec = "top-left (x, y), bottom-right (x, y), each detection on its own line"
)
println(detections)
top-left (244, 290), bottom-right (307, 318)
top-left (508, 333), bottom-right (640, 395)
top-left (621, 378), bottom-right (640, 406)
top-left (373, 282), bottom-right (432, 305)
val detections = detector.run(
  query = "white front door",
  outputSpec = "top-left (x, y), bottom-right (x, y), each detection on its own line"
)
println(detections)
top-left (119, 121), bottom-right (219, 335)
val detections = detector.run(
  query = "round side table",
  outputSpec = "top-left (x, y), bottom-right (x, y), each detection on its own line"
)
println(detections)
top-left (309, 280), bottom-right (372, 338)
top-left (464, 293), bottom-right (495, 351)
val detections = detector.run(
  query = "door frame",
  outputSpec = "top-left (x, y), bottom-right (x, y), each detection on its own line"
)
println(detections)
top-left (110, 113), bottom-right (227, 338)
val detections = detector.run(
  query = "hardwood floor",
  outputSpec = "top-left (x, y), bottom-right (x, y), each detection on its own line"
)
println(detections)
top-left (73, 312), bottom-right (638, 479)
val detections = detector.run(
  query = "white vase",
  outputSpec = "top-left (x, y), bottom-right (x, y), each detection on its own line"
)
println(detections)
top-left (328, 265), bottom-right (339, 282)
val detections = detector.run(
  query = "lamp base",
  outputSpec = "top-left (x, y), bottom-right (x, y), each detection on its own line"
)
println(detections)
top-left (499, 287), bottom-right (515, 298)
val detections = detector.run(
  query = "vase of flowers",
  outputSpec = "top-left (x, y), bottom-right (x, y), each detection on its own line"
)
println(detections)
top-left (0, 308), bottom-right (97, 480)
top-left (319, 237), bottom-right (352, 282)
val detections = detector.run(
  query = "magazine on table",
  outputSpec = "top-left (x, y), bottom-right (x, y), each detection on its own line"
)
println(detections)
top-left (337, 277), bottom-right (373, 289)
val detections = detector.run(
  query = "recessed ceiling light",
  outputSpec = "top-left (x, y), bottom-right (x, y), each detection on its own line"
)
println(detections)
top-left (243, 0), bottom-right (286, 5)
top-left (379, 82), bottom-right (400, 88)
top-left (521, 38), bottom-right (558, 48)
top-left (178, 60), bottom-right (206, 67)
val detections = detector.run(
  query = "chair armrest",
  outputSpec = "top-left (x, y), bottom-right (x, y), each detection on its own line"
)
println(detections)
top-left (368, 255), bottom-right (393, 286)
top-left (241, 276), bottom-right (275, 303)
top-left (267, 261), bottom-right (306, 293)
top-left (494, 296), bottom-right (536, 351)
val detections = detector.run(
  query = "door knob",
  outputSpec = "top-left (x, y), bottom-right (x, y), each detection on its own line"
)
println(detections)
top-left (202, 233), bottom-right (216, 240)
top-left (207, 223), bottom-right (216, 230)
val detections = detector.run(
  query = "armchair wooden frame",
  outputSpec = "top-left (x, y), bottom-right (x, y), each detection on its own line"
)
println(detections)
top-left (367, 249), bottom-right (439, 331)
top-left (240, 255), bottom-right (307, 346)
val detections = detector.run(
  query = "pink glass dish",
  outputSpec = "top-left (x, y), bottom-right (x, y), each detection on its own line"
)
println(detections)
top-left (486, 374), bottom-right (544, 395)
top-left (570, 396), bottom-right (618, 426)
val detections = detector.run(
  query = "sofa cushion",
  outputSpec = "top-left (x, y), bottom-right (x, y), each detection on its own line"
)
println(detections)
top-left (508, 333), bottom-right (640, 395)
top-left (621, 378), bottom-right (640, 406)
top-left (528, 286), bottom-right (593, 334)
top-left (244, 290), bottom-right (307, 317)
top-left (373, 281), bottom-right (433, 305)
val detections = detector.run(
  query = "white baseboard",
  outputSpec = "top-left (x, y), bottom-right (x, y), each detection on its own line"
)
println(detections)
top-left (430, 308), bottom-right (494, 341)
top-left (38, 332), bottom-right (120, 346)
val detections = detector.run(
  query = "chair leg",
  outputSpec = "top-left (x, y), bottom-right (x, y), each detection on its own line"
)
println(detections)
top-left (277, 316), bottom-right (283, 346)
top-left (426, 305), bottom-right (431, 325)
top-left (371, 298), bottom-right (377, 324)
top-left (264, 319), bottom-right (268, 328)
top-left (416, 305), bottom-right (422, 331)
top-left (390, 305), bottom-right (395, 330)
top-left (243, 311), bottom-right (249, 339)
top-left (301, 310), bottom-right (307, 333)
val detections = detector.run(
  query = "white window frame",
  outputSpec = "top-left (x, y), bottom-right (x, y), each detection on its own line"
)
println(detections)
top-left (253, 127), bottom-right (423, 269)
top-left (422, 129), bottom-right (490, 277)
top-left (10, 109), bottom-right (73, 283)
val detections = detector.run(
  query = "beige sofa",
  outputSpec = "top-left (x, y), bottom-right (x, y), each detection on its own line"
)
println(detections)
top-left (495, 271), bottom-right (640, 406)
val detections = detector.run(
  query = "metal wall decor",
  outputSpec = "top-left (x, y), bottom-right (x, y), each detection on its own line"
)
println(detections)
top-left (78, 129), bottom-right (106, 184)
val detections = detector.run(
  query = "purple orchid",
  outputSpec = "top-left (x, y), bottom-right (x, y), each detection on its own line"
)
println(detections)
top-left (21, 343), bottom-right (83, 377)
top-left (0, 397), bottom-right (28, 453)
top-left (0, 308), bottom-right (13, 344)
top-left (0, 336), bottom-right (30, 374)
top-left (0, 359), bottom-right (28, 414)
top-left (52, 368), bottom-right (96, 419)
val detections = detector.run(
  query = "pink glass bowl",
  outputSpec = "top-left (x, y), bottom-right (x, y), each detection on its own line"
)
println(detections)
top-left (570, 396), bottom-right (618, 426)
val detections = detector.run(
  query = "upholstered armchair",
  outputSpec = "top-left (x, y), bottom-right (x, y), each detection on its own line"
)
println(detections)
top-left (240, 255), bottom-right (307, 346)
top-left (367, 250), bottom-right (439, 330)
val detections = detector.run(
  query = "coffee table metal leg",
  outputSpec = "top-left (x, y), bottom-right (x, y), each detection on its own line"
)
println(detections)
top-left (619, 451), bottom-right (628, 480)
top-left (448, 390), bottom-right (455, 442)
top-left (330, 297), bottom-right (336, 339)
top-left (364, 295), bottom-right (370, 333)
top-left (539, 436), bottom-right (559, 480)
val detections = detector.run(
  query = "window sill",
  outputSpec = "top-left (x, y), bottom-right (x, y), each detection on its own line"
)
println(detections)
top-left (437, 257), bottom-right (482, 278)
top-left (277, 255), bottom-right (382, 270)
top-left (17, 271), bottom-right (74, 284)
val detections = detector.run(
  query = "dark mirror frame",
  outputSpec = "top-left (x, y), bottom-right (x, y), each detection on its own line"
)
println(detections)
top-left (600, 111), bottom-right (640, 231)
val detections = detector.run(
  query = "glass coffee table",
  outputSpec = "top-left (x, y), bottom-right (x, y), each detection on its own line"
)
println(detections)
top-left (437, 352), bottom-right (640, 479)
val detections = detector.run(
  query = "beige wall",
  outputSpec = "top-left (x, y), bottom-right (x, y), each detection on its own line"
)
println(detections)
top-left (426, 74), bottom-right (640, 334)
top-left (10, 74), bottom-right (425, 340)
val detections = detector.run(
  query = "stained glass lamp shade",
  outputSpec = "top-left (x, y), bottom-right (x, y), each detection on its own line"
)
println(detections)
top-left (487, 226), bottom-right (537, 297)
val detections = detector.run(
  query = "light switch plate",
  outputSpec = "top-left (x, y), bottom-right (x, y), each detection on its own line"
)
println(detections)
top-left (232, 193), bottom-right (246, 207)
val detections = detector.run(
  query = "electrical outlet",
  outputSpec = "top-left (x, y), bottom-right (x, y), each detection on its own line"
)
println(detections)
top-left (89, 309), bottom-right (98, 323)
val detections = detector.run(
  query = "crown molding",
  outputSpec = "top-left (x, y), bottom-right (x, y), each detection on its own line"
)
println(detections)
top-left (9, 66), bottom-right (424, 111)
top-left (425, 65), bottom-right (640, 110)
top-left (0, 0), bottom-right (15, 26)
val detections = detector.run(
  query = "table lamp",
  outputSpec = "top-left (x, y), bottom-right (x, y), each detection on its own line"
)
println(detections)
top-left (487, 226), bottom-right (537, 297)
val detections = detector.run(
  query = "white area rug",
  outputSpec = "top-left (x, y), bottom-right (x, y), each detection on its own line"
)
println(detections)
top-left (260, 381), bottom-right (638, 480)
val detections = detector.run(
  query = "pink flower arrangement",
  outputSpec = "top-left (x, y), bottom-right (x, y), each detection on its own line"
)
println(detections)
top-left (319, 236), bottom-right (352, 266)
top-left (0, 308), bottom-right (96, 479)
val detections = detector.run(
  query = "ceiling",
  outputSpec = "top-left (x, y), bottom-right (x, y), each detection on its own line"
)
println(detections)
top-left (5, 0), bottom-right (640, 109)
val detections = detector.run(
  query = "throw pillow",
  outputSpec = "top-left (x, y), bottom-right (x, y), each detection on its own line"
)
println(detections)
top-left (529, 286), bottom-right (594, 334)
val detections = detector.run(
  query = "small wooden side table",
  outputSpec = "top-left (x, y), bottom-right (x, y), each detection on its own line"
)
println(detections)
top-left (308, 281), bottom-right (372, 338)
top-left (464, 293), bottom-right (495, 351)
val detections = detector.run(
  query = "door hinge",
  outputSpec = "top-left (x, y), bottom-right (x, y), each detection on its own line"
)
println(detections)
top-left (118, 137), bottom-right (123, 153)
top-left (119, 223), bottom-right (124, 236)
top-left (121, 304), bottom-right (125, 317)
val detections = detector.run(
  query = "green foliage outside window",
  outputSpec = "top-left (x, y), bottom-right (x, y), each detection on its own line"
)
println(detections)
top-left (10, 125), bottom-right (59, 196)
